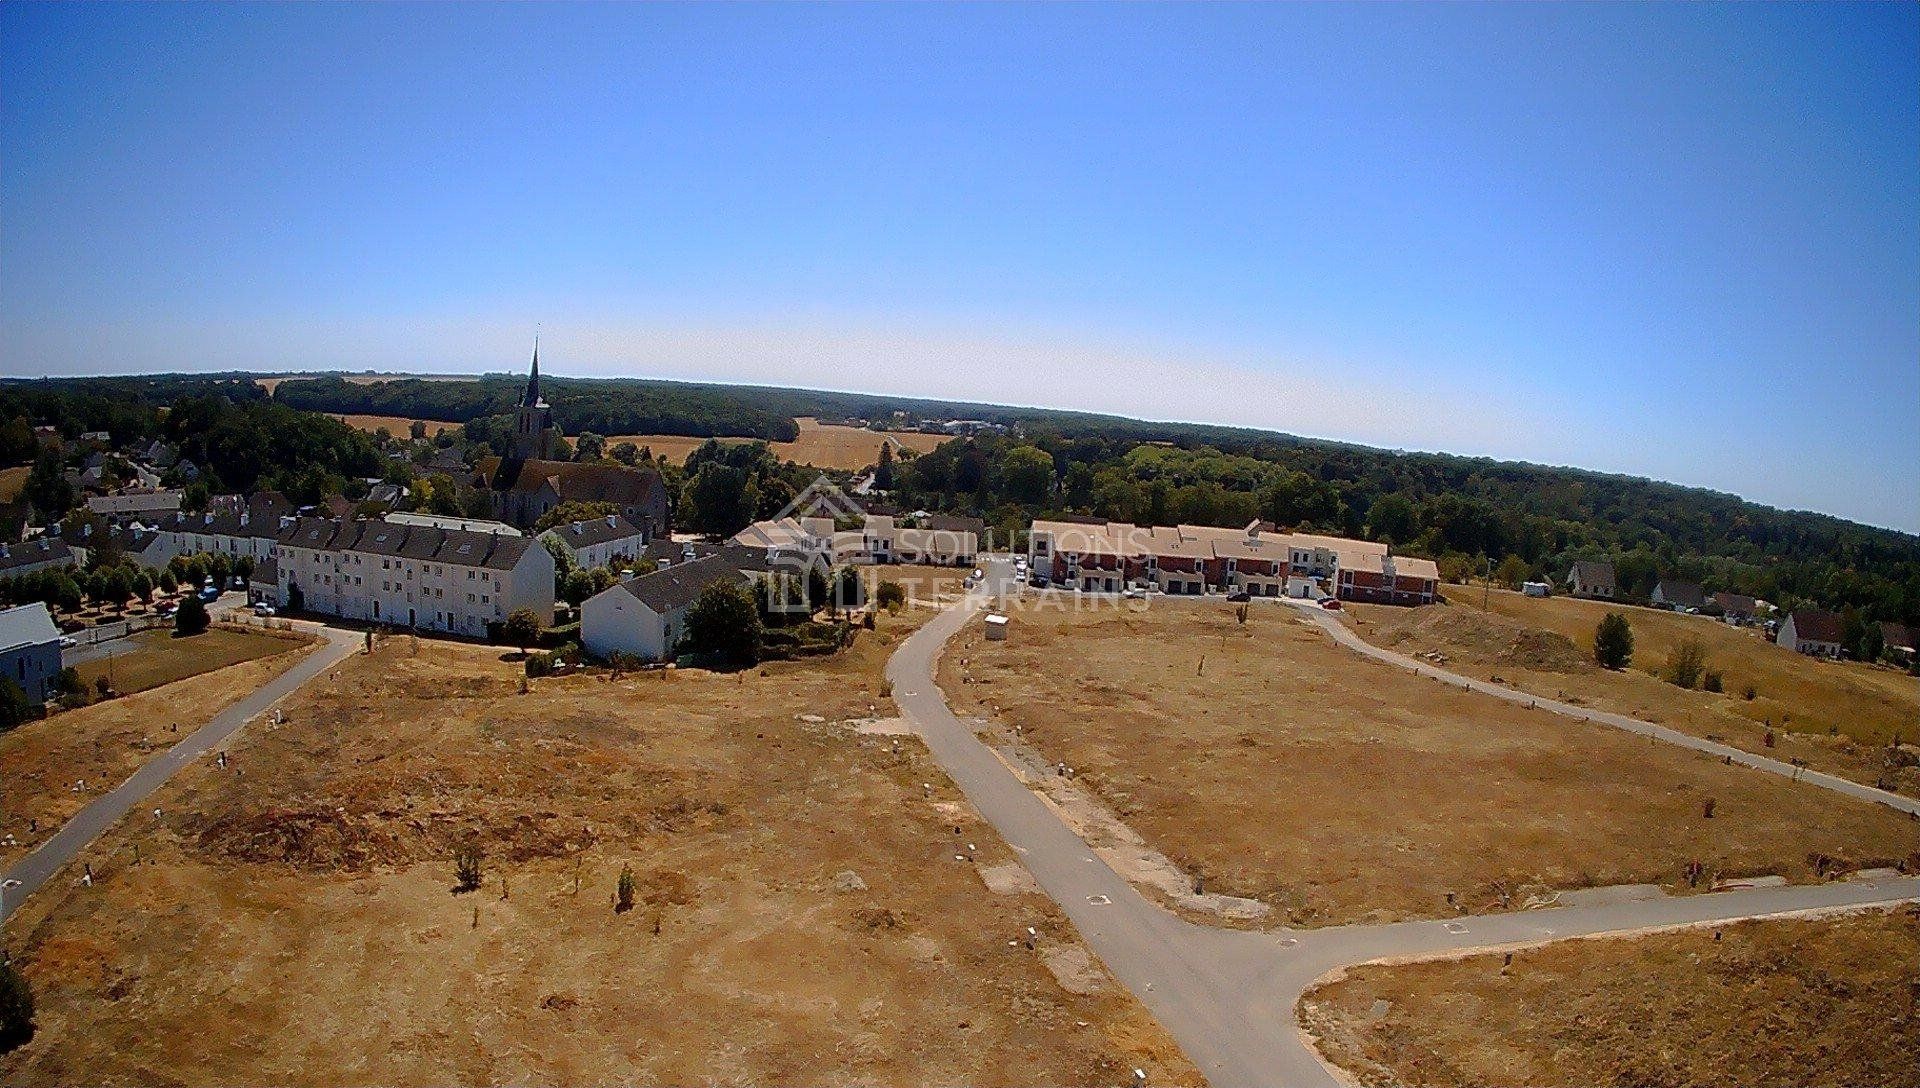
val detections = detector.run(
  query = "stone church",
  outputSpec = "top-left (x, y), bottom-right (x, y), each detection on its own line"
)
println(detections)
top-left (477, 345), bottom-right (671, 536)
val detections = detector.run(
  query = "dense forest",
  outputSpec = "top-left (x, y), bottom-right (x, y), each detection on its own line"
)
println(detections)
top-left (271, 374), bottom-right (800, 442)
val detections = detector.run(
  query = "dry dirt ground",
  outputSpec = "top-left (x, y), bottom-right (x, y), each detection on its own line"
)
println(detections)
top-left (73, 626), bottom-right (307, 695)
top-left (938, 597), bottom-right (1919, 927)
top-left (1349, 588), bottom-right (1920, 794)
top-left (0, 464), bottom-right (27, 502)
top-left (1301, 907), bottom-right (1920, 1088)
top-left (611, 417), bottom-right (950, 471)
top-left (0, 607), bottom-right (1199, 1087)
top-left (0, 634), bottom-right (317, 867)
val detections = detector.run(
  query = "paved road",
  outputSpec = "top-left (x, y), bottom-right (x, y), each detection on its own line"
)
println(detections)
top-left (895, 562), bottom-right (1920, 1087)
top-left (1286, 600), bottom-right (1920, 818)
top-left (1, 625), bottom-right (360, 925)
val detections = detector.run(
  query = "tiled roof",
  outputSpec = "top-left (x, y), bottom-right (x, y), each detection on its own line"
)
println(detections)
top-left (543, 514), bottom-right (644, 550)
top-left (1569, 560), bottom-right (1616, 588)
top-left (1788, 609), bottom-right (1845, 645)
top-left (0, 602), bottom-right (61, 652)
top-left (0, 538), bottom-right (74, 573)
top-left (614, 554), bottom-right (744, 614)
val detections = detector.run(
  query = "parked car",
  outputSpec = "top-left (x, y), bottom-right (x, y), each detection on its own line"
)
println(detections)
top-left (1226, 588), bottom-right (1251, 602)
top-left (1320, 597), bottom-right (1343, 610)
top-left (59, 635), bottom-right (78, 649)
top-left (252, 603), bottom-right (276, 617)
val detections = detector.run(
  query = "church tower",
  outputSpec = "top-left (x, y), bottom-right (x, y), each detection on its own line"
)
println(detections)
top-left (511, 339), bottom-right (555, 461)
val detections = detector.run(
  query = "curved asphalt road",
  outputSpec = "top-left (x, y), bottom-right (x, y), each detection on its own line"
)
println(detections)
top-left (892, 562), bottom-right (1920, 1087)
top-left (1, 625), bottom-right (360, 925)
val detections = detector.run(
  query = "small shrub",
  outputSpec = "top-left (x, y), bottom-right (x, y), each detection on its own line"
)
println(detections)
top-left (1742, 683), bottom-right (1757, 700)
top-left (454, 843), bottom-right (483, 893)
top-left (1663, 638), bottom-right (1707, 689)
top-left (1702, 670), bottom-right (1723, 693)
top-left (875, 580), bottom-right (906, 614)
top-left (524, 653), bottom-right (552, 678)
top-left (616, 864), bottom-right (636, 913)
top-left (174, 594), bottom-right (209, 636)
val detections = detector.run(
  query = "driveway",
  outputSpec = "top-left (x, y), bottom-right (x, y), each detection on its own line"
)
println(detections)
top-left (2, 624), bottom-right (361, 924)
top-left (890, 566), bottom-right (1920, 1088)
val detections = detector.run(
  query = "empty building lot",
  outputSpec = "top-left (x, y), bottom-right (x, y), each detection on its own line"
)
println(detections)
top-left (940, 598), bottom-right (1918, 926)
top-left (0, 613), bottom-right (1196, 1087)
top-left (1300, 907), bottom-right (1920, 1088)
top-left (1350, 589), bottom-right (1920, 794)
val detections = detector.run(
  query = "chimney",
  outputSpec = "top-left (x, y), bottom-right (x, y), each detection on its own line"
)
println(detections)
top-left (240, 511), bottom-right (250, 527)
top-left (606, 514), bottom-right (617, 528)
top-left (204, 511), bottom-right (214, 525)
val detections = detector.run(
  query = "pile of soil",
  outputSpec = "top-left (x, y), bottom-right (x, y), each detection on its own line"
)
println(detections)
top-left (1369, 605), bottom-right (1589, 673)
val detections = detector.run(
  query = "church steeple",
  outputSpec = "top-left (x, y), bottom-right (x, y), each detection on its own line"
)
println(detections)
top-left (523, 337), bottom-right (543, 407)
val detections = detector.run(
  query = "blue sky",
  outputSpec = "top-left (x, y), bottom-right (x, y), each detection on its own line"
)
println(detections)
top-left (3, 4), bottom-right (1916, 532)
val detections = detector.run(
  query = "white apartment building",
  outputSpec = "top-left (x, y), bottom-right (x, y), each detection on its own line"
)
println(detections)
top-left (272, 517), bottom-right (554, 637)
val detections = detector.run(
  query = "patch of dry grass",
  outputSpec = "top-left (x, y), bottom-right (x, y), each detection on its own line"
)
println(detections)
top-left (0, 607), bottom-right (1199, 1087)
top-left (332, 413), bottom-right (461, 439)
top-left (1350, 589), bottom-right (1920, 793)
top-left (0, 464), bottom-right (28, 502)
top-left (939, 598), bottom-right (1919, 926)
top-left (74, 626), bottom-right (310, 696)
top-left (0, 642), bottom-right (315, 866)
top-left (1301, 908), bottom-right (1920, 1088)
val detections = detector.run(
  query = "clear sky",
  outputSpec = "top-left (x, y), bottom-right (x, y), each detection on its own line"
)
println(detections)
top-left (3, 4), bottom-right (1915, 532)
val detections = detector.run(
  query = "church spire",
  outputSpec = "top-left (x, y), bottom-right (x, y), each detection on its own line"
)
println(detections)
top-left (524, 336), bottom-right (542, 407)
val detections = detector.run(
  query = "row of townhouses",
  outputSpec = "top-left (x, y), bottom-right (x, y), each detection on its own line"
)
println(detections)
top-left (270, 517), bottom-right (553, 636)
top-left (1026, 518), bottom-right (1440, 605)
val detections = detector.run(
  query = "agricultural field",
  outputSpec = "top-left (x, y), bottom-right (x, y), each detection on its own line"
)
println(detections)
top-left (73, 626), bottom-right (309, 695)
top-left (939, 597), bottom-right (1919, 926)
top-left (331, 413), bottom-right (462, 440)
top-left (0, 637), bottom-right (315, 867)
top-left (610, 416), bottom-right (948, 471)
top-left (1301, 908), bottom-right (1920, 1088)
top-left (1348, 588), bottom-right (1920, 793)
top-left (0, 606), bottom-right (1197, 1087)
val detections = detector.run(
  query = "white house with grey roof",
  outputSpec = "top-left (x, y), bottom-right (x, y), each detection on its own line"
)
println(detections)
top-left (539, 514), bottom-right (648, 571)
top-left (271, 517), bottom-right (553, 637)
top-left (0, 538), bottom-right (77, 580)
top-left (0, 602), bottom-right (63, 702)
top-left (581, 554), bottom-right (746, 662)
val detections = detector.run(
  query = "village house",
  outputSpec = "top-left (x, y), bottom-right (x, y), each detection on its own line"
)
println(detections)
top-left (0, 602), bottom-right (63, 703)
top-left (0, 538), bottom-right (77, 580)
top-left (1712, 591), bottom-right (1758, 624)
top-left (1566, 560), bottom-right (1617, 600)
top-left (132, 493), bottom-right (294, 569)
top-left (271, 516), bottom-right (554, 637)
top-left (580, 554), bottom-right (747, 662)
top-left (1877, 621), bottom-right (1915, 664)
top-left (539, 514), bottom-right (649, 570)
top-left (1776, 608), bottom-right (1845, 659)
top-left (1651, 579), bottom-right (1706, 611)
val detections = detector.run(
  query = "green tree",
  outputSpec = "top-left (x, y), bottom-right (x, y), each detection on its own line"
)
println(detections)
top-left (873, 442), bottom-right (896, 490)
top-left (502, 608), bottom-right (542, 654)
top-left (1593, 612), bottom-right (1634, 670)
top-left (561, 569), bottom-right (596, 607)
top-left (1367, 493), bottom-right (1418, 545)
top-left (427, 473), bottom-right (462, 516)
top-left (0, 677), bottom-right (32, 731)
top-left (1494, 554), bottom-right (1530, 590)
top-left (610, 442), bottom-right (640, 466)
top-left (875, 580), bottom-right (906, 614)
top-left (0, 953), bottom-right (34, 1054)
top-left (22, 452), bottom-right (72, 521)
top-left (409, 419), bottom-right (428, 441)
top-left (573, 431), bottom-right (606, 461)
top-left (679, 580), bottom-right (762, 667)
top-left (1000, 445), bottom-right (1054, 503)
top-left (534, 500), bottom-right (621, 533)
top-left (1857, 621), bottom-right (1884, 663)
top-left (174, 594), bottom-right (210, 636)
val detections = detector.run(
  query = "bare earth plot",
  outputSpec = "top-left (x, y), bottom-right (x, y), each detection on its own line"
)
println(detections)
top-left (73, 626), bottom-right (310, 695)
top-left (610, 416), bottom-right (950, 471)
top-left (1349, 588), bottom-right (1920, 794)
top-left (0, 636), bottom-right (316, 867)
top-left (0, 611), bottom-right (1198, 1087)
top-left (1302, 907), bottom-right (1920, 1088)
top-left (939, 598), bottom-right (1919, 927)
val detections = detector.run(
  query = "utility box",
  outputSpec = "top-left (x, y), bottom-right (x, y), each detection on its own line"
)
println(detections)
top-left (984, 613), bottom-right (1010, 641)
